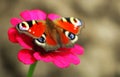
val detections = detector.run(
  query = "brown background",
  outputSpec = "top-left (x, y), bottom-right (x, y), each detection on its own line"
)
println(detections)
top-left (0, 0), bottom-right (120, 77)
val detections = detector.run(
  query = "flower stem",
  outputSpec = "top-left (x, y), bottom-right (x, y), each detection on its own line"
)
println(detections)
top-left (27, 62), bottom-right (37, 77)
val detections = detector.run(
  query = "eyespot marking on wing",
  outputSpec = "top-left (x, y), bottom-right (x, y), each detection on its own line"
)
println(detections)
top-left (61, 17), bottom-right (67, 22)
top-left (16, 20), bottom-right (38, 31)
top-left (70, 17), bottom-right (82, 27)
top-left (35, 33), bottom-right (46, 46)
top-left (64, 30), bottom-right (78, 43)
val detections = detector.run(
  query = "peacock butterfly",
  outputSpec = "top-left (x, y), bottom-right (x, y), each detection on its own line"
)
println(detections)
top-left (16, 17), bottom-right (84, 51)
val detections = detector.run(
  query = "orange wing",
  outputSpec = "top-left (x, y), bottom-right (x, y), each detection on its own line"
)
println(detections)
top-left (53, 17), bottom-right (84, 47)
top-left (16, 20), bottom-right (46, 38)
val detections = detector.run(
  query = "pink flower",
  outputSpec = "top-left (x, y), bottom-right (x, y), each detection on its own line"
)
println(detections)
top-left (8, 10), bottom-right (84, 68)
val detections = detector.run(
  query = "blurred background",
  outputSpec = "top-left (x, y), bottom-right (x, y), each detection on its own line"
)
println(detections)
top-left (0, 0), bottom-right (120, 77)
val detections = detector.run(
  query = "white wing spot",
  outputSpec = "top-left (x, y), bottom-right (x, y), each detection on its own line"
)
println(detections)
top-left (29, 29), bottom-right (31, 32)
top-left (33, 31), bottom-right (35, 34)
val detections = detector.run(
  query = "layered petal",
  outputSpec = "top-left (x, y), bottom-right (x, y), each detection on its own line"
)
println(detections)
top-left (8, 27), bottom-right (33, 48)
top-left (52, 54), bottom-right (70, 68)
top-left (48, 13), bottom-right (61, 20)
top-left (10, 18), bottom-right (22, 26)
top-left (16, 34), bottom-right (34, 48)
top-left (20, 10), bottom-right (46, 21)
top-left (71, 44), bottom-right (84, 55)
top-left (8, 27), bottom-right (18, 43)
top-left (33, 45), bottom-right (84, 68)
top-left (18, 49), bottom-right (36, 64)
top-left (34, 52), bottom-right (53, 62)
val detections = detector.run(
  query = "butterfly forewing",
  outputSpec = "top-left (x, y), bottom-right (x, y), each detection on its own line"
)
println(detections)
top-left (16, 20), bottom-right (46, 38)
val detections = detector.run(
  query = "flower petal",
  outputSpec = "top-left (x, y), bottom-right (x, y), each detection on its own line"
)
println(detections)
top-left (20, 10), bottom-right (46, 21)
top-left (18, 49), bottom-right (36, 64)
top-left (34, 52), bottom-right (70, 68)
top-left (66, 53), bottom-right (80, 65)
top-left (10, 18), bottom-right (22, 26)
top-left (8, 27), bottom-right (18, 43)
top-left (33, 52), bottom-right (42, 60)
top-left (8, 28), bottom-right (34, 48)
top-left (34, 46), bottom-right (82, 68)
top-left (71, 44), bottom-right (84, 55)
top-left (55, 50), bottom-right (80, 65)
top-left (16, 34), bottom-right (33, 48)
top-left (52, 53), bottom-right (70, 68)
top-left (34, 52), bottom-right (52, 62)
top-left (48, 13), bottom-right (61, 20)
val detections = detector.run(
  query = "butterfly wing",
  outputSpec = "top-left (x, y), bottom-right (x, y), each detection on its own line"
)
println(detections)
top-left (16, 19), bottom-right (60, 51)
top-left (16, 20), bottom-right (46, 38)
top-left (53, 17), bottom-right (84, 47)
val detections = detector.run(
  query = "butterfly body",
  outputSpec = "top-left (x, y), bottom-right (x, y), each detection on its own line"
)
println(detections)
top-left (16, 17), bottom-right (84, 51)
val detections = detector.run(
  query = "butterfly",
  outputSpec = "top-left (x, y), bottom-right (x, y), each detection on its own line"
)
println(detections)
top-left (16, 17), bottom-right (84, 51)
